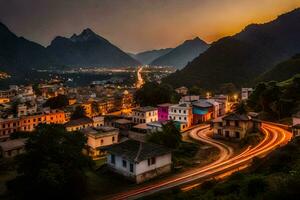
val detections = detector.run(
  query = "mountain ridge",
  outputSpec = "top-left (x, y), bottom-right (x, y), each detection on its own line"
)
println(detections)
top-left (150, 37), bottom-right (209, 69)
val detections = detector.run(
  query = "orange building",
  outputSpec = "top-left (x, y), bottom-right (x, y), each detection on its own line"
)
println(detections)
top-left (0, 110), bottom-right (66, 140)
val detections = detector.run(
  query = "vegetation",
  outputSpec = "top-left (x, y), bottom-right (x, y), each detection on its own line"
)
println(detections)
top-left (43, 94), bottom-right (69, 109)
top-left (163, 9), bottom-right (300, 89)
top-left (247, 75), bottom-right (300, 120)
top-left (71, 105), bottom-right (87, 120)
top-left (135, 82), bottom-right (180, 107)
top-left (147, 121), bottom-right (199, 168)
top-left (147, 121), bottom-right (182, 149)
top-left (257, 54), bottom-right (300, 83)
top-left (6, 124), bottom-right (92, 200)
top-left (142, 137), bottom-right (300, 200)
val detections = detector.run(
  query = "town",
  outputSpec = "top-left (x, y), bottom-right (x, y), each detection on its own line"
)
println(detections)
top-left (0, 68), bottom-right (296, 199)
top-left (1, 2), bottom-right (300, 200)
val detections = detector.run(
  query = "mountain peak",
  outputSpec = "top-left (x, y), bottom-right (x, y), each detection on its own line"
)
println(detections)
top-left (70, 28), bottom-right (104, 42)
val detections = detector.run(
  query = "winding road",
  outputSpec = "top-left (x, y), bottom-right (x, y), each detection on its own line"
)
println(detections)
top-left (103, 123), bottom-right (292, 200)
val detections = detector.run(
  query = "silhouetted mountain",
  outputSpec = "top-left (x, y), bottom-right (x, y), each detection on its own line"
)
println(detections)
top-left (131, 48), bottom-right (173, 65)
top-left (0, 22), bottom-right (51, 74)
top-left (164, 8), bottom-right (300, 89)
top-left (150, 37), bottom-right (209, 69)
top-left (257, 54), bottom-right (300, 82)
top-left (47, 28), bottom-right (140, 67)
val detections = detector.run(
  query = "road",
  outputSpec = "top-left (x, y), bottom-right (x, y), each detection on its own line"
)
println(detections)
top-left (136, 67), bottom-right (144, 89)
top-left (103, 123), bottom-right (292, 200)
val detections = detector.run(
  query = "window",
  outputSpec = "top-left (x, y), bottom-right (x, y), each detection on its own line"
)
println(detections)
top-left (122, 160), bottom-right (127, 168)
top-left (179, 117), bottom-right (181, 120)
top-left (235, 121), bottom-right (239, 127)
top-left (179, 110), bottom-right (181, 113)
top-left (111, 154), bottom-right (115, 164)
top-left (147, 157), bottom-right (156, 166)
top-left (183, 110), bottom-right (186, 114)
top-left (184, 117), bottom-right (187, 120)
top-left (101, 139), bottom-right (104, 144)
top-left (130, 163), bottom-right (134, 172)
top-left (112, 136), bottom-right (115, 142)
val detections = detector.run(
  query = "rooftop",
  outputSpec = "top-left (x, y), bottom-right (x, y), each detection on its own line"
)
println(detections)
top-left (114, 118), bottom-right (132, 124)
top-left (65, 117), bottom-right (93, 127)
top-left (105, 139), bottom-right (171, 162)
top-left (223, 113), bottom-right (251, 121)
top-left (0, 138), bottom-right (27, 151)
top-left (82, 126), bottom-right (118, 137)
top-left (157, 103), bottom-right (175, 107)
top-left (192, 100), bottom-right (213, 108)
top-left (133, 106), bottom-right (157, 112)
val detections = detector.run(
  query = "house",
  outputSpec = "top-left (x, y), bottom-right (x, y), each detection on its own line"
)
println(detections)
top-left (192, 100), bottom-right (214, 124)
top-left (132, 107), bottom-right (158, 124)
top-left (0, 138), bottom-right (27, 158)
top-left (92, 116), bottom-right (104, 127)
top-left (128, 123), bottom-right (149, 142)
top-left (82, 126), bottom-right (119, 159)
top-left (241, 88), bottom-right (253, 100)
top-left (65, 117), bottom-right (93, 132)
top-left (157, 103), bottom-right (174, 122)
top-left (175, 86), bottom-right (188, 96)
top-left (292, 112), bottom-right (300, 137)
top-left (168, 103), bottom-right (193, 130)
top-left (106, 139), bottom-right (172, 183)
top-left (212, 113), bottom-right (254, 140)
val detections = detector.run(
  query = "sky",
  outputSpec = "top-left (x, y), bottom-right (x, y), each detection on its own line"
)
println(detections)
top-left (0, 0), bottom-right (300, 53)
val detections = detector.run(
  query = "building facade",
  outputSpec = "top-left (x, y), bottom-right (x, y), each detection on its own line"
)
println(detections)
top-left (212, 113), bottom-right (254, 140)
top-left (168, 103), bottom-right (193, 130)
top-left (132, 107), bottom-right (158, 124)
top-left (106, 140), bottom-right (172, 183)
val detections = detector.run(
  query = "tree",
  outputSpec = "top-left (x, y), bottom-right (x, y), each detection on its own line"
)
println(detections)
top-left (147, 121), bottom-right (182, 149)
top-left (135, 82), bottom-right (178, 106)
top-left (43, 94), bottom-right (69, 109)
top-left (235, 101), bottom-right (248, 114)
top-left (71, 106), bottom-right (87, 120)
top-left (189, 86), bottom-right (204, 95)
top-left (7, 124), bottom-right (91, 200)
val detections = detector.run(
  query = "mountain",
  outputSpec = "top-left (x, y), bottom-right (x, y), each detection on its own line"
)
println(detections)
top-left (163, 8), bottom-right (300, 89)
top-left (150, 37), bottom-right (209, 69)
top-left (47, 28), bottom-right (140, 67)
top-left (0, 22), bottom-right (51, 74)
top-left (257, 54), bottom-right (300, 82)
top-left (131, 48), bottom-right (173, 65)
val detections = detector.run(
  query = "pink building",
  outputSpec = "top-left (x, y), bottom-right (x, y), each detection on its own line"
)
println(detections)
top-left (157, 103), bottom-right (174, 122)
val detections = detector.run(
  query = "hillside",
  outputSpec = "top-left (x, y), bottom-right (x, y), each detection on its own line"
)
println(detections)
top-left (164, 8), bottom-right (300, 89)
top-left (47, 28), bottom-right (140, 67)
top-left (131, 48), bottom-right (173, 65)
top-left (150, 37), bottom-right (209, 69)
top-left (0, 22), bottom-right (52, 74)
top-left (257, 54), bottom-right (300, 82)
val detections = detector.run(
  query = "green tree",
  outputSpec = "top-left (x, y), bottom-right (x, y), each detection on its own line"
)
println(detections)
top-left (71, 106), bottom-right (87, 120)
top-left (147, 121), bottom-right (182, 149)
top-left (43, 94), bottom-right (69, 109)
top-left (7, 124), bottom-right (91, 200)
top-left (135, 82), bottom-right (178, 106)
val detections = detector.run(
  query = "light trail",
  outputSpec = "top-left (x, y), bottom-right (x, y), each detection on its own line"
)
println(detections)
top-left (103, 123), bottom-right (292, 200)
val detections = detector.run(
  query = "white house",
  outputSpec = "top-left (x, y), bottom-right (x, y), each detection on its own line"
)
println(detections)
top-left (168, 103), bottom-right (193, 130)
top-left (241, 88), bottom-right (253, 100)
top-left (132, 107), bottom-right (158, 124)
top-left (82, 126), bottom-right (119, 158)
top-left (106, 140), bottom-right (172, 183)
